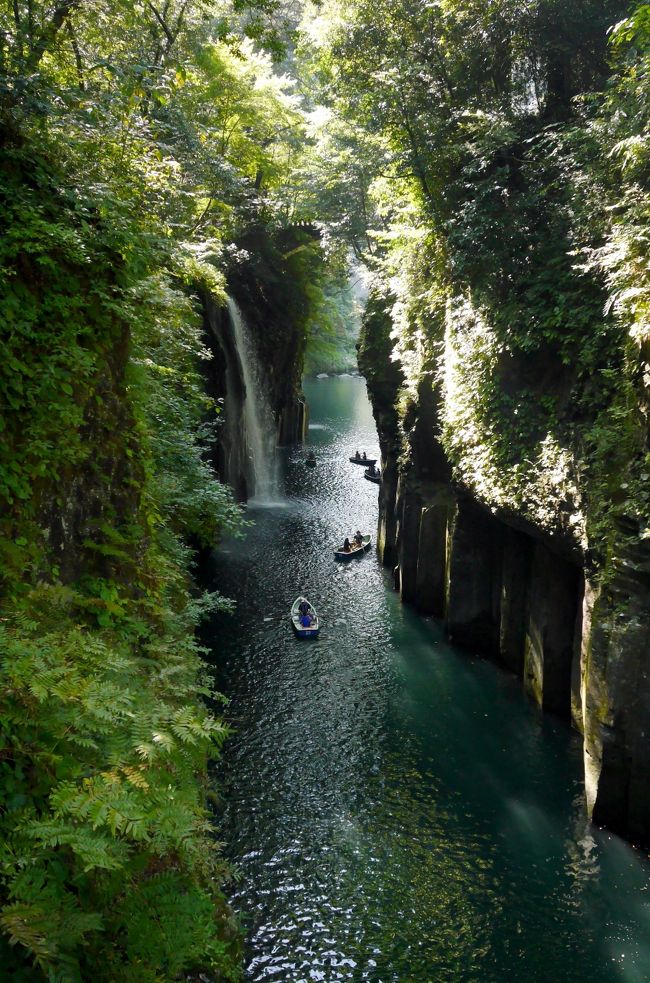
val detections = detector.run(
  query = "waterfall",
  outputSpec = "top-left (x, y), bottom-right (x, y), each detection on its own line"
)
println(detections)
top-left (227, 297), bottom-right (280, 502)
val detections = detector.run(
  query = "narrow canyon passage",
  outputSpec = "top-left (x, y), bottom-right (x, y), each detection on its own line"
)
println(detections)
top-left (205, 377), bottom-right (650, 983)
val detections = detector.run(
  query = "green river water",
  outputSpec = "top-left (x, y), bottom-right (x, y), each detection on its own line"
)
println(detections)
top-left (206, 376), bottom-right (650, 983)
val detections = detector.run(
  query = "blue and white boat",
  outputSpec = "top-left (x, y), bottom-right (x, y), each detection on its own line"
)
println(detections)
top-left (290, 597), bottom-right (320, 638)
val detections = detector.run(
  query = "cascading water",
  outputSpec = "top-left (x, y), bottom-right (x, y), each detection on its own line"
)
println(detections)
top-left (227, 296), bottom-right (280, 502)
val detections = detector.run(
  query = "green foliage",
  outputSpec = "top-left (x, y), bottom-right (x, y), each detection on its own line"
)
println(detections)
top-left (303, 0), bottom-right (650, 558)
top-left (0, 0), bottom-right (374, 977)
top-left (0, 579), bottom-right (239, 981)
top-left (303, 274), bottom-right (364, 374)
top-left (0, 134), bottom-right (244, 972)
top-left (588, 5), bottom-right (650, 347)
top-left (6, 0), bottom-right (649, 969)
top-left (0, 172), bottom-right (244, 980)
top-left (0, 1), bottom-right (318, 978)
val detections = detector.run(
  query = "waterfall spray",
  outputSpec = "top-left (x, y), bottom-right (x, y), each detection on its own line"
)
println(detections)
top-left (227, 297), bottom-right (280, 502)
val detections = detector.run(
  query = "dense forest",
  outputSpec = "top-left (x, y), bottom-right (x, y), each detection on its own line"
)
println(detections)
top-left (0, 2), bottom-right (323, 979)
top-left (1, 0), bottom-right (649, 979)
top-left (338, 0), bottom-right (650, 846)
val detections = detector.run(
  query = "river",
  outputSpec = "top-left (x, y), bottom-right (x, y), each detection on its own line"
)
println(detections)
top-left (205, 376), bottom-right (650, 983)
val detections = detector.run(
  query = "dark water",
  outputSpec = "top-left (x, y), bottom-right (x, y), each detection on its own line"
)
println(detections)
top-left (206, 376), bottom-right (650, 983)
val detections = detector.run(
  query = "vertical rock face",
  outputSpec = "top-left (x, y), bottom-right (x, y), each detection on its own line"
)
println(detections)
top-left (357, 293), bottom-right (405, 567)
top-left (360, 294), bottom-right (650, 848)
top-left (201, 293), bottom-right (250, 501)
top-left (199, 239), bottom-right (308, 501)
top-left (446, 501), bottom-right (503, 657)
top-left (523, 545), bottom-right (583, 719)
top-left (227, 227), bottom-right (311, 449)
top-left (499, 529), bottom-right (533, 676)
top-left (415, 494), bottom-right (450, 617)
top-left (581, 523), bottom-right (650, 844)
top-left (395, 478), bottom-right (423, 603)
top-left (42, 317), bottom-right (145, 585)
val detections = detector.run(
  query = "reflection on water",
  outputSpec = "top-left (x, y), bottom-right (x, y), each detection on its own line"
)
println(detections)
top-left (204, 377), bottom-right (650, 982)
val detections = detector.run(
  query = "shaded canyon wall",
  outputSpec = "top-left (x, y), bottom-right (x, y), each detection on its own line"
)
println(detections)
top-left (359, 298), bottom-right (650, 848)
top-left (200, 233), bottom-right (309, 500)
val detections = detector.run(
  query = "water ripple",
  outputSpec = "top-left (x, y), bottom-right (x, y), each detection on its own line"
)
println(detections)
top-left (205, 377), bottom-right (650, 983)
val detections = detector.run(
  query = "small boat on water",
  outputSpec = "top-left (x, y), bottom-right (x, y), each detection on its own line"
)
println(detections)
top-left (290, 597), bottom-right (320, 638)
top-left (306, 455), bottom-right (317, 468)
top-left (334, 534), bottom-right (371, 561)
top-left (364, 468), bottom-right (381, 484)
top-left (349, 455), bottom-right (377, 466)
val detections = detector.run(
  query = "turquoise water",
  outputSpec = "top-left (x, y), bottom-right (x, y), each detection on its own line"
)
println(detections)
top-left (206, 376), bottom-right (650, 982)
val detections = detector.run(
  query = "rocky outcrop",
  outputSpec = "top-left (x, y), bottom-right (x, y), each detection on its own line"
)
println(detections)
top-left (357, 293), bottom-right (405, 567)
top-left (228, 226), bottom-right (311, 448)
top-left (360, 294), bottom-right (650, 848)
top-left (581, 521), bottom-right (650, 845)
top-left (200, 231), bottom-right (309, 499)
top-left (524, 543), bottom-right (583, 718)
top-left (201, 293), bottom-right (250, 501)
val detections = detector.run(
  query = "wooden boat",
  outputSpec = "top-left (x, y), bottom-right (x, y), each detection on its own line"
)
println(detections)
top-left (349, 456), bottom-right (377, 466)
top-left (364, 468), bottom-right (381, 484)
top-left (291, 597), bottom-right (320, 638)
top-left (306, 456), bottom-right (317, 467)
top-left (334, 534), bottom-right (371, 561)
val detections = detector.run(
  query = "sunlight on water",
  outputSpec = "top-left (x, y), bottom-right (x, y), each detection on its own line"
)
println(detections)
top-left (204, 376), bottom-right (650, 983)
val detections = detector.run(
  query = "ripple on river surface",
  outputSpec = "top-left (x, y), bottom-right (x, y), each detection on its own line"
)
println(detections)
top-left (204, 377), bottom-right (650, 983)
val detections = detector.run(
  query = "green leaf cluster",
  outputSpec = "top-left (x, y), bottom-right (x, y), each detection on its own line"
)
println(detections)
top-left (0, 578), bottom-right (240, 981)
top-left (303, 0), bottom-right (650, 558)
top-left (0, 132), bottom-right (244, 975)
top-left (0, 2), bottom-right (321, 978)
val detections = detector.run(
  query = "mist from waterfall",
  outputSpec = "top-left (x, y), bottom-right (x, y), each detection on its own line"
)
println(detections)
top-left (227, 296), bottom-right (280, 503)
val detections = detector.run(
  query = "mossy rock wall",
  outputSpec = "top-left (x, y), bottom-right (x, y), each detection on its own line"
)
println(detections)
top-left (200, 228), bottom-right (315, 501)
top-left (360, 291), bottom-right (650, 847)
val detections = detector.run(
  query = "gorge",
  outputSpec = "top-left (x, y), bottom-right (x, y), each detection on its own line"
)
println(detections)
top-left (208, 375), bottom-right (650, 982)
top-left (2, 0), bottom-right (650, 980)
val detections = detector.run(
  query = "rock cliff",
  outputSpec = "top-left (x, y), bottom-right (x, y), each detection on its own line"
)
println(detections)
top-left (359, 291), bottom-right (650, 848)
top-left (201, 227), bottom-right (311, 500)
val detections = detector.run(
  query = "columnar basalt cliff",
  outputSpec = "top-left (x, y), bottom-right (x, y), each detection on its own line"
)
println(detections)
top-left (201, 292), bottom-right (250, 501)
top-left (359, 293), bottom-right (650, 848)
top-left (227, 227), bottom-right (311, 448)
top-left (201, 228), bottom-right (312, 499)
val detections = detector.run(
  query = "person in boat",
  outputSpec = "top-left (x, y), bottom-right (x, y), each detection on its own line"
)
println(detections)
top-left (298, 599), bottom-right (310, 617)
top-left (343, 537), bottom-right (352, 553)
top-left (354, 450), bottom-right (361, 460)
top-left (307, 450), bottom-right (316, 462)
top-left (362, 451), bottom-right (367, 460)
top-left (354, 530), bottom-right (363, 546)
top-left (367, 463), bottom-right (376, 476)
top-left (301, 611), bottom-right (313, 628)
